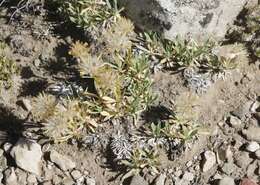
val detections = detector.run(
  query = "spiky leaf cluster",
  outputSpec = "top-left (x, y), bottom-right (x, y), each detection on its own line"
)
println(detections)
top-left (69, 36), bottom-right (156, 121)
top-left (0, 44), bottom-right (18, 89)
top-left (137, 32), bottom-right (246, 75)
top-left (30, 94), bottom-right (98, 142)
top-left (55, 0), bottom-right (121, 29)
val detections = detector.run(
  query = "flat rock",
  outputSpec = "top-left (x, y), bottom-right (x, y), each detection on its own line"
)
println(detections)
top-left (201, 151), bottom-right (216, 172)
top-left (218, 176), bottom-right (235, 185)
top-left (242, 127), bottom-right (260, 142)
top-left (120, 0), bottom-right (249, 41)
top-left (50, 150), bottom-right (76, 171)
top-left (10, 138), bottom-right (42, 175)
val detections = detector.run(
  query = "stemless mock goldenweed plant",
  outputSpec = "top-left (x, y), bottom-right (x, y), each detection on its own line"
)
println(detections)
top-left (55, 0), bottom-right (122, 29)
top-left (69, 40), bottom-right (156, 121)
top-left (30, 93), bottom-right (99, 142)
top-left (0, 43), bottom-right (18, 89)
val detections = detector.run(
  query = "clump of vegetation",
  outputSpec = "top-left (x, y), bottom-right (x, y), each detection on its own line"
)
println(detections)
top-left (120, 147), bottom-right (160, 180)
top-left (145, 92), bottom-right (200, 143)
top-left (228, 5), bottom-right (260, 59)
top-left (136, 32), bottom-right (246, 77)
top-left (69, 40), bottom-right (156, 121)
top-left (54, 0), bottom-right (122, 30)
top-left (245, 5), bottom-right (260, 58)
top-left (0, 43), bottom-right (18, 88)
top-left (30, 93), bottom-right (98, 142)
top-left (30, 93), bottom-right (57, 122)
top-left (100, 17), bottom-right (135, 54)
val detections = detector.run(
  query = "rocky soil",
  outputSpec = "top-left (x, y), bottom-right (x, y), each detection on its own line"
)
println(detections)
top-left (0, 0), bottom-right (259, 185)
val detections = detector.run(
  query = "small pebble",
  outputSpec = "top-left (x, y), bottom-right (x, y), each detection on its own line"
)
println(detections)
top-left (71, 170), bottom-right (82, 181)
top-left (182, 172), bottom-right (194, 182)
top-left (186, 161), bottom-right (193, 168)
top-left (245, 141), bottom-right (260, 152)
top-left (85, 176), bottom-right (96, 185)
top-left (202, 151), bottom-right (216, 172)
top-left (228, 116), bottom-right (242, 128)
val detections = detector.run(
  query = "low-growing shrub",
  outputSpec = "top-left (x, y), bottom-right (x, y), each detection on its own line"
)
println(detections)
top-left (0, 43), bottom-right (18, 88)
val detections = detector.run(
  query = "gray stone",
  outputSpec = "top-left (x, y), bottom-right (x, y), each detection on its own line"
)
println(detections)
top-left (49, 150), bottom-right (76, 171)
top-left (250, 101), bottom-right (260, 113)
top-left (245, 141), bottom-right (260, 152)
top-left (119, 0), bottom-right (249, 41)
top-left (4, 168), bottom-right (18, 185)
top-left (85, 177), bottom-right (96, 185)
top-left (235, 152), bottom-right (253, 168)
top-left (10, 138), bottom-right (42, 175)
top-left (221, 162), bottom-right (236, 175)
top-left (218, 176), bottom-right (235, 185)
top-left (182, 172), bottom-right (194, 182)
top-left (70, 170), bottom-right (82, 181)
top-left (201, 151), bottom-right (216, 172)
top-left (154, 173), bottom-right (166, 185)
top-left (242, 127), bottom-right (260, 142)
top-left (228, 116), bottom-right (242, 128)
top-left (129, 175), bottom-right (148, 185)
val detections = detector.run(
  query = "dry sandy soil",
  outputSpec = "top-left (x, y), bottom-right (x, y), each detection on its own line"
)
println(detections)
top-left (0, 1), bottom-right (259, 185)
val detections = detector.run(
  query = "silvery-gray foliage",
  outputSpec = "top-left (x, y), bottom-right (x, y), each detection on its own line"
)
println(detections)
top-left (47, 82), bottom-right (84, 98)
top-left (111, 134), bottom-right (132, 160)
top-left (183, 68), bottom-right (212, 94)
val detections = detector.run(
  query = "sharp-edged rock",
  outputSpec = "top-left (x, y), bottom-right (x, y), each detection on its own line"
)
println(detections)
top-left (245, 141), bottom-right (260, 152)
top-left (201, 151), bottom-right (216, 172)
top-left (49, 150), bottom-right (76, 171)
top-left (10, 138), bottom-right (42, 176)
